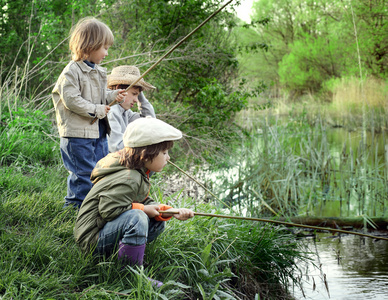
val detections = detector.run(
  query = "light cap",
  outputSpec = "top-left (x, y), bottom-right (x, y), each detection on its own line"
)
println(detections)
top-left (123, 117), bottom-right (182, 148)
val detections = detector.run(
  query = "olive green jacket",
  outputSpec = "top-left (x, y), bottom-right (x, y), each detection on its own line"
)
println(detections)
top-left (74, 152), bottom-right (157, 252)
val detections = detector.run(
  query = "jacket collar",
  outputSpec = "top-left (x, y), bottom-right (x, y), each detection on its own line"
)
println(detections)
top-left (116, 103), bottom-right (125, 114)
top-left (75, 60), bottom-right (107, 75)
top-left (137, 168), bottom-right (151, 181)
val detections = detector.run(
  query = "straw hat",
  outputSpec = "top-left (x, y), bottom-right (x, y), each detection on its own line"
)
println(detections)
top-left (108, 65), bottom-right (155, 90)
top-left (123, 117), bottom-right (182, 148)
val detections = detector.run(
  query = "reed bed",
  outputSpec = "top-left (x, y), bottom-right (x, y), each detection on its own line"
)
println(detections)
top-left (329, 76), bottom-right (388, 111)
top-left (208, 109), bottom-right (388, 221)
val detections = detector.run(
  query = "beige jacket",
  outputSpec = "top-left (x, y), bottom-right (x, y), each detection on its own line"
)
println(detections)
top-left (52, 60), bottom-right (117, 138)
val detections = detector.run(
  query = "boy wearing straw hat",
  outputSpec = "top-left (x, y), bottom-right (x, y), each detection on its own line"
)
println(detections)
top-left (107, 65), bottom-right (156, 153)
top-left (74, 117), bottom-right (194, 287)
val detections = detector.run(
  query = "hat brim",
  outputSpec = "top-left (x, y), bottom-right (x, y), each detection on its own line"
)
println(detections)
top-left (108, 74), bottom-right (155, 91)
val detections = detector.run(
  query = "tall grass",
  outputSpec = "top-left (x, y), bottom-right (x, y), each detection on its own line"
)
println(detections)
top-left (329, 76), bottom-right (387, 110)
top-left (208, 112), bottom-right (388, 220)
top-left (0, 160), bottom-right (307, 299)
top-left (0, 107), bottom-right (59, 166)
top-left (326, 76), bottom-right (387, 132)
top-left (0, 39), bottom-right (62, 167)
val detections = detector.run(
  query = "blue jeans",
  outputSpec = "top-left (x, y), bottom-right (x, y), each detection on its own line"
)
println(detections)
top-left (60, 123), bottom-right (108, 208)
top-left (95, 209), bottom-right (165, 257)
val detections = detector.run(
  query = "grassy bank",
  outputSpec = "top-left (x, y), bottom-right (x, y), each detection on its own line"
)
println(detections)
top-left (0, 162), bottom-right (307, 299)
top-left (0, 98), bottom-right (308, 299)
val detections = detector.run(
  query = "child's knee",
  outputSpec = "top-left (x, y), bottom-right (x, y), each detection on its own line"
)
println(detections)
top-left (128, 209), bottom-right (149, 229)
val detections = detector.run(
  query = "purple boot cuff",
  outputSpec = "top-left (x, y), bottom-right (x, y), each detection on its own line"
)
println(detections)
top-left (118, 241), bottom-right (146, 266)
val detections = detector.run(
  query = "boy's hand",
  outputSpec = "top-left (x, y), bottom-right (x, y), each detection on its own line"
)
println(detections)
top-left (115, 89), bottom-right (127, 104)
top-left (104, 105), bottom-right (111, 115)
top-left (171, 208), bottom-right (195, 221)
top-left (173, 208), bottom-right (194, 221)
top-left (143, 205), bottom-right (161, 218)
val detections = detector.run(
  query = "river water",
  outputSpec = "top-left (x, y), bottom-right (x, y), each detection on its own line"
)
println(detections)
top-left (292, 233), bottom-right (388, 300)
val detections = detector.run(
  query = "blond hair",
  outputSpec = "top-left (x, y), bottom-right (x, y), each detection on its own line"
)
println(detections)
top-left (69, 17), bottom-right (114, 61)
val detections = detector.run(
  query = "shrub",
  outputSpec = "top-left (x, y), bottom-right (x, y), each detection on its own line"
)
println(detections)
top-left (0, 107), bottom-right (59, 165)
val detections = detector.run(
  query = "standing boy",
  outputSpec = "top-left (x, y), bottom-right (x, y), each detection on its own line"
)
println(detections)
top-left (52, 17), bottom-right (126, 208)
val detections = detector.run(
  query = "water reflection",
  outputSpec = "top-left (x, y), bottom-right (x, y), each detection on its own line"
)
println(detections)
top-left (326, 128), bottom-right (387, 164)
top-left (293, 233), bottom-right (388, 299)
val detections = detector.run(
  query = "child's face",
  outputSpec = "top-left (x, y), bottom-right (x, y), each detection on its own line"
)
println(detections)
top-left (120, 87), bottom-right (140, 111)
top-left (88, 45), bottom-right (109, 64)
top-left (144, 150), bottom-right (170, 172)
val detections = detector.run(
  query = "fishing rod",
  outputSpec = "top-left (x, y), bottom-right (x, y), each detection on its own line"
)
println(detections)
top-left (161, 209), bottom-right (388, 241)
top-left (91, 0), bottom-right (234, 125)
top-left (166, 161), bottom-right (388, 241)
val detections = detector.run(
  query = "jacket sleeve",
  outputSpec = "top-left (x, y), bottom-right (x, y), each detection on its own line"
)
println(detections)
top-left (107, 107), bottom-right (126, 152)
top-left (98, 181), bottom-right (136, 221)
top-left (143, 196), bottom-right (158, 206)
top-left (106, 88), bottom-right (118, 104)
top-left (56, 67), bottom-right (105, 118)
top-left (136, 92), bottom-right (156, 118)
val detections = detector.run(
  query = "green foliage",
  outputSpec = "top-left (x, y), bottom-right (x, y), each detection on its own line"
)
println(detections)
top-left (278, 34), bottom-right (346, 93)
top-left (352, 0), bottom-right (388, 77)
top-left (238, 0), bottom-right (388, 96)
top-left (184, 78), bottom-right (249, 125)
top-left (0, 107), bottom-right (59, 165)
top-left (0, 0), bottom-right (115, 64)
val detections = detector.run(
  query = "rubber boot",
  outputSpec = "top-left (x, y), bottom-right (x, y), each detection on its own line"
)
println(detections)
top-left (118, 241), bottom-right (145, 266)
top-left (118, 241), bottom-right (163, 288)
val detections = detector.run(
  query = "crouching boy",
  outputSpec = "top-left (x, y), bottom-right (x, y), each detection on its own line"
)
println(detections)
top-left (74, 117), bottom-right (194, 286)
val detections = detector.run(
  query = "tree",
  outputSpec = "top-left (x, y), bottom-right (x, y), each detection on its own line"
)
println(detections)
top-left (351, 0), bottom-right (388, 77)
top-left (0, 0), bottom-right (115, 98)
top-left (278, 34), bottom-right (346, 93)
top-left (101, 0), bottom-right (245, 127)
top-left (242, 0), bottom-right (387, 95)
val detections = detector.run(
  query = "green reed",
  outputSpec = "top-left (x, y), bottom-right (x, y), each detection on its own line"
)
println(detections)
top-left (209, 111), bottom-right (388, 220)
